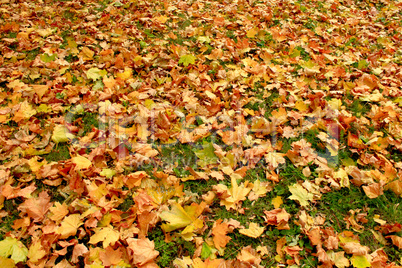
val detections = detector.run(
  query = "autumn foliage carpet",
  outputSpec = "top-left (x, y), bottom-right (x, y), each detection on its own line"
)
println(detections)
top-left (1, 0), bottom-right (402, 267)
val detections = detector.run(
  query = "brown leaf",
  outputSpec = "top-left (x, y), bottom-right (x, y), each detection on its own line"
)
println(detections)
top-left (386, 235), bottom-right (402, 249)
top-left (127, 238), bottom-right (159, 266)
top-left (100, 246), bottom-right (123, 266)
top-left (18, 191), bottom-right (52, 222)
top-left (212, 219), bottom-right (231, 250)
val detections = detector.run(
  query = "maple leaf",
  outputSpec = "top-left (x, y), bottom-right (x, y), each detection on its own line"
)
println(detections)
top-left (263, 208), bottom-right (290, 230)
top-left (239, 222), bottom-right (265, 238)
top-left (12, 101), bottom-right (36, 123)
top-left (56, 214), bottom-right (83, 239)
top-left (86, 67), bottom-right (107, 81)
top-left (0, 256), bottom-right (15, 267)
top-left (327, 251), bottom-right (350, 268)
top-left (18, 191), bottom-right (52, 222)
top-left (51, 125), bottom-right (75, 143)
top-left (193, 141), bottom-right (218, 167)
top-left (212, 219), bottom-right (231, 250)
top-left (49, 202), bottom-right (69, 222)
top-left (271, 196), bottom-right (283, 209)
top-left (237, 246), bottom-right (261, 266)
top-left (214, 174), bottom-right (252, 210)
top-left (0, 237), bottom-right (28, 263)
top-left (248, 179), bottom-right (271, 201)
top-left (89, 226), bottom-right (120, 248)
top-left (127, 238), bottom-right (159, 266)
top-left (362, 182), bottom-right (384, 198)
top-left (179, 54), bottom-right (196, 67)
top-left (386, 235), bottom-right (402, 249)
top-left (160, 202), bottom-right (205, 240)
top-left (27, 238), bottom-right (46, 263)
top-left (288, 183), bottom-right (314, 207)
top-left (99, 246), bottom-right (123, 266)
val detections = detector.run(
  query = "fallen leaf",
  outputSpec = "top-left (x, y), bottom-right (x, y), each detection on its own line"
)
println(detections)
top-left (0, 237), bottom-right (28, 264)
top-left (56, 214), bottom-right (83, 239)
top-left (350, 255), bottom-right (371, 268)
top-left (239, 222), bottom-right (265, 238)
top-left (89, 226), bottom-right (120, 248)
top-left (127, 238), bottom-right (159, 266)
top-left (71, 155), bottom-right (92, 170)
top-left (288, 183), bottom-right (314, 207)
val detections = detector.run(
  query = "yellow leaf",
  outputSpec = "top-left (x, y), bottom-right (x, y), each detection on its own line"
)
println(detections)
top-left (216, 174), bottom-right (251, 210)
top-left (13, 101), bottom-right (36, 123)
top-left (334, 168), bottom-right (350, 188)
top-left (239, 222), bottom-right (265, 238)
top-left (27, 239), bottom-right (46, 263)
top-left (0, 256), bottom-right (15, 268)
top-left (116, 67), bottom-right (132, 80)
top-left (160, 202), bottom-right (205, 239)
top-left (36, 28), bottom-right (53, 37)
top-left (89, 227), bottom-right (120, 248)
top-left (295, 100), bottom-right (309, 112)
top-left (28, 156), bottom-right (47, 173)
top-left (155, 15), bottom-right (168, 23)
top-left (288, 183), bottom-right (314, 207)
top-left (56, 214), bottom-right (83, 239)
top-left (370, 230), bottom-right (387, 245)
top-left (80, 47), bottom-right (94, 61)
top-left (49, 202), bottom-right (69, 222)
top-left (51, 125), bottom-right (75, 143)
top-left (31, 85), bottom-right (49, 99)
top-left (271, 196), bottom-right (283, 209)
top-left (350, 255), bottom-right (370, 268)
top-left (71, 155), bottom-right (92, 170)
top-left (248, 179), bottom-right (270, 201)
top-left (0, 237), bottom-right (28, 264)
top-left (327, 251), bottom-right (350, 268)
top-left (246, 28), bottom-right (258, 38)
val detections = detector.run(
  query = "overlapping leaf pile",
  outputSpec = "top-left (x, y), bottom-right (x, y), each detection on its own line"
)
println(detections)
top-left (0, 0), bottom-right (402, 267)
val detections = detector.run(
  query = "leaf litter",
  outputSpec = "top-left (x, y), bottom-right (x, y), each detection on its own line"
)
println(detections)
top-left (0, 0), bottom-right (402, 267)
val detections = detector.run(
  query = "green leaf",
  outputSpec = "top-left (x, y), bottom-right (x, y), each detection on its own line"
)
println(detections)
top-left (357, 59), bottom-right (369, 70)
top-left (200, 243), bottom-right (213, 260)
top-left (86, 68), bottom-right (107, 81)
top-left (92, 80), bottom-right (104, 91)
top-left (179, 54), bottom-right (196, 67)
top-left (0, 237), bottom-right (28, 263)
top-left (100, 168), bottom-right (116, 178)
top-left (193, 142), bottom-right (218, 167)
top-left (40, 53), bottom-right (56, 63)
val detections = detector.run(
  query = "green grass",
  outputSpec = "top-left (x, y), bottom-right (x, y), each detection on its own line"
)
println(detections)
top-left (315, 185), bottom-right (402, 262)
top-left (44, 143), bottom-right (71, 162)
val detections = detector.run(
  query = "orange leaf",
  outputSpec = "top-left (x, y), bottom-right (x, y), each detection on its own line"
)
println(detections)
top-left (100, 246), bottom-right (123, 266)
top-left (127, 238), bottom-right (159, 266)
top-left (18, 191), bottom-right (52, 222)
top-left (212, 219), bottom-right (231, 250)
top-left (386, 235), bottom-right (402, 249)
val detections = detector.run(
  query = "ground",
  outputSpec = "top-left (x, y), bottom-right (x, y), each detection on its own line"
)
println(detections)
top-left (0, 0), bottom-right (402, 267)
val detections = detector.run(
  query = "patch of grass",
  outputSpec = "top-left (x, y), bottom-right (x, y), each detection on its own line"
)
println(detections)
top-left (158, 143), bottom-right (198, 174)
top-left (117, 194), bottom-right (134, 212)
top-left (44, 143), bottom-right (71, 162)
top-left (149, 227), bottom-right (196, 267)
top-left (0, 200), bottom-right (20, 240)
top-left (25, 48), bottom-right (40, 60)
top-left (315, 185), bottom-right (402, 259)
top-left (346, 99), bottom-right (371, 118)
